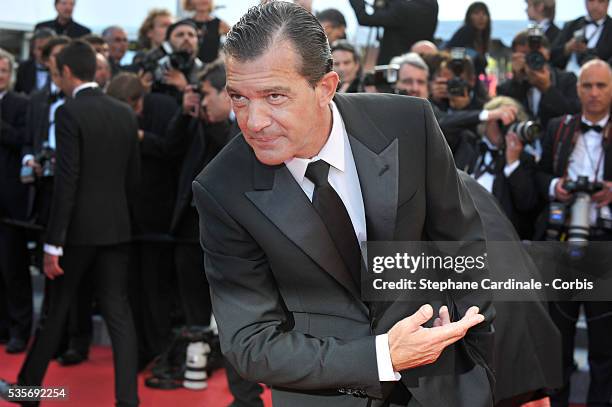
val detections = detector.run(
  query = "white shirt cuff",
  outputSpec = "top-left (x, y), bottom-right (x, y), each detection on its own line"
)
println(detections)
top-left (22, 154), bottom-right (34, 166)
top-left (478, 110), bottom-right (489, 122)
top-left (503, 161), bottom-right (520, 177)
top-left (375, 334), bottom-right (401, 381)
top-left (549, 177), bottom-right (560, 200)
top-left (44, 244), bottom-right (63, 256)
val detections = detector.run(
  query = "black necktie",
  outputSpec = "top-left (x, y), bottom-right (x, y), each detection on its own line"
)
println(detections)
top-left (305, 160), bottom-right (362, 288)
top-left (473, 142), bottom-right (502, 178)
top-left (585, 19), bottom-right (600, 27)
top-left (580, 121), bottom-right (604, 134)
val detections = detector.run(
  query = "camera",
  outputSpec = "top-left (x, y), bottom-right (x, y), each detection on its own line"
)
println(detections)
top-left (446, 48), bottom-right (469, 97)
top-left (364, 64), bottom-right (399, 93)
top-left (137, 42), bottom-right (195, 85)
top-left (20, 142), bottom-right (55, 184)
top-left (526, 25), bottom-right (546, 70)
top-left (500, 120), bottom-right (542, 145)
top-left (573, 27), bottom-right (587, 44)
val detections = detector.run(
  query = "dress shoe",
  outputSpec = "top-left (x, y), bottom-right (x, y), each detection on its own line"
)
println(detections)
top-left (56, 348), bottom-right (88, 366)
top-left (5, 338), bottom-right (26, 354)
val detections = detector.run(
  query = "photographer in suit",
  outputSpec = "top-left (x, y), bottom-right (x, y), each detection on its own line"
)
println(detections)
top-left (535, 59), bottom-right (612, 407)
top-left (550, 0), bottom-right (611, 74)
top-left (34, 0), bottom-right (90, 39)
top-left (1, 40), bottom-right (141, 407)
top-left (194, 3), bottom-right (493, 406)
top-left (526, 0), bottom-right (560, 44)
top-left (15, 28), bottom-right (56, 95)
top-left (348, 0), bottom-right (438, 65)
top-left (0, 48), bottom-right (31, 355)
top-left (497, 28), bottom-right (581, 129)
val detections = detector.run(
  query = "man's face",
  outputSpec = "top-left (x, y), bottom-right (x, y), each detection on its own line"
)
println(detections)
top-left (200, 80), bottom-right (231, 123)
top-left (577, 63), bottom-right (612, 117)
top-left (396, 64), bottom-right (429, 98)
top-left (49, 44), bottom-right (66, 89)
top-left (170, 26), bottom-right (198, 56)
top-left (526, 0), bottom-right (542, 21)
top-left (107, 29), bottom-right (128, 62)
top-left (95, 54), bottom-right (111, 88)
top-left (33, 37), bottom-right (51, 64)
top-left (149, 15), bottom-right (173, 49)
top-left (322, 22), bottom-right (345, 45)
top-left (92, 42), bottom-right (110, 59)
top-left (332, 50), bottom-right (359, 85)
top-left (226, 41), bottom-right (338, 165)
top-left (0, 58), bottom-right (11, 92)
top-left (586, 0), bottom-right (609, 21)
top-left (55, 0), bottom-right (74, 20)
top-left (484, 119), bottom-right (503, 147)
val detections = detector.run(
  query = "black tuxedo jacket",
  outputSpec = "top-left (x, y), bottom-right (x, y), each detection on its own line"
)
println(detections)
top-left (496, 67), bottom-right (581, 128)
top-left (23, 83), bottom-right (54, 158)
top-left (46, 88), bottom-right (140, 246)
top-left (34, 18), bottom-right (91, 38)
top-left (551, 15), bottom-right (612, 69)
top-left (193, 93), bottom-right (494, 407)
top-left (0, 91), bottom-right (29, 220)
top-left (15, 59), bottom-right (47, 95)
top-left (545, 22), bottom-right (561, 44)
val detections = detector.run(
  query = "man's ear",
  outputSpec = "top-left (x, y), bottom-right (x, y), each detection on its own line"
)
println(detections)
top-left (316, 70), bottom-right (339, 108)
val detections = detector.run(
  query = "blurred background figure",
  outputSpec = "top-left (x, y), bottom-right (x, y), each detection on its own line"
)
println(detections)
top-left (102, 25), bottom-right (129, 76)
top-left (34, 0), bottom-right (90, 38)
top-left (331, 40), bottom-right (363, 93)
top-left (183, 0), bottom-right (230, 64)
top-left (526, 0), bottom-right (560, 44)
top-left (317, 8), bottom-right (347, 44)
top-left (411, 40), bottom-right (439, 56)
top-left (15, 28), bottom-right (56, 95)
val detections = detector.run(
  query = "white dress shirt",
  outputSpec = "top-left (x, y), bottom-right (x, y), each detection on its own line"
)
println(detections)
top-left (566, 16), bottom-right (606, 75)
top-left (284, 101), bottom-right (401, 382)
top-left (44, 82), bottom-right (100, 257)
top-left (549, 115), bottom-right (611, 225)
top-left (472, 137), bottom-right (519, 193)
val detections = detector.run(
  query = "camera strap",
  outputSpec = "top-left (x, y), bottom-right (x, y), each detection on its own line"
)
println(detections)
top-left (553, 114), bottom-right (579, 175)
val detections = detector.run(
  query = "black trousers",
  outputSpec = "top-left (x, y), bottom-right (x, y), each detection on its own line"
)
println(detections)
top-left (549, 301), bottom-right (612, 407)
top-left (18, 244), bottom-right (139, 407)
top-left (129, 241), bottom-right (173, 364)
top-left (175, 242), bottom-right (211, 327)
top-left (0, 223), bottom-right (32, 342)
top-left (225, 359), bottom-right (264, 407)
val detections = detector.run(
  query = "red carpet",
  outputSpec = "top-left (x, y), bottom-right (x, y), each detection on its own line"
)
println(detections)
top-left (0, 345), bottom-right (272, 407)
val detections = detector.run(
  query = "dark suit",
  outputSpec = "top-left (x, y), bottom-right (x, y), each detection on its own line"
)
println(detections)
top-left (18, 87), bottom-right (140, 407)
top-left (535, 115), bottom-right (612, 407)
top-left (550, 15), bottom-right (612, 70)
top-left (544, 22), bottom-right (561, 45)
top-left (0, 91), bottom-right (32, 345)
top-left (193, 93), bottom-right (494, 407)
top-left (34, 18), bottom-right (91, 38)
top-left (349, 0), bottom-right (438, 65)
top-left (15, 59), bottom-right (48, 95)
top-left (496, 67), bottom-right (580, 129)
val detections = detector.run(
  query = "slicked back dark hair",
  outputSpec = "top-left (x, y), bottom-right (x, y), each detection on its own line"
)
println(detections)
top-left (223, 1), bottom-right (333, 88)
top-left (56, 40), bottom-right (96, 82)
top-left (199, 59), bottom-right (226, 92)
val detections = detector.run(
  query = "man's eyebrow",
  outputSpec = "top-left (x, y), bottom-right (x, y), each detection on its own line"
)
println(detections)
top-left (225, 86), bottom-right (292, 95)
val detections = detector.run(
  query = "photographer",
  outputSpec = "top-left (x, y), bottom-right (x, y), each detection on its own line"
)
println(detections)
top-left (317, 8), bottom-right (347, 45)
top-left (331, 40), bottom-right (363, 93)
top-left (102, 25), bottom-right (129, 76)
top-left (550, 0), bottom-right (611, 74)
top-left (497, 28), bottom-right (581, 129)
top-left (535, 59), bottom-right (612, 407)
top-left (461, 96), bottom-right (542, 239)
top-left (348, 0), bottom-right (438, 65)
top-left (526, 0), bottom-right (560, 44)
top-left (140, 19), bottom-right (204, 102)
top-left (0, 48), bottom-right (31, 354)
top-left (15, 28), bottom-right (55, 95)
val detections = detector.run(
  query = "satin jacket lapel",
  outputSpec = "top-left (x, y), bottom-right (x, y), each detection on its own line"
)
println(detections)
top-left (245, 158), bottom-right (365, 310)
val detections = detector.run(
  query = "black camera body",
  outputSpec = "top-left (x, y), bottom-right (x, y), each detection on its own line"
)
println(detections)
top-left (447, 48), bottom-right (469, 97)
top-left (573, 27), bottom-right (587, 44)
top-left (526, 25), bottom-right (547, 70)
top-left (20, 142), bottom-right (55, 184)
top-left (138, 42), bottom-right (195, 85)
top-left (364, 64), bottom-right (399, 93)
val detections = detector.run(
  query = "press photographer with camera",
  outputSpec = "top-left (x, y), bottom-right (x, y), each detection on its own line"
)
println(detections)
top-left (138, 19), bottom-right (204, 102)
top-left (497, 28), bottom-right (581, 129)
top-left (348, 0), bottom-right (438, 65)
top-left (331, 40), bottom-right (363, 93)
top-left (550, 0), bottom-right (611, 74)
top-left (535, 59), bottom-right (612, 407)
top-left (0, 48), bottom-right (31, 355)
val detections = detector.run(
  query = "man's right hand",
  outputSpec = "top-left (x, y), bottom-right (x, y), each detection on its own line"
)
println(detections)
top-left (431, 77), bottom-right (448, 102)
top-left (388, 304), bottom-right (485, 372)
top-left (182, 85), bottom-right (201, 117)
top-left (554, 177), bottom-right (572, 202)
top-left (25, 159), bottom-right (43, 177)
top-left (564, 38), bottom-right (587, 56)
top-left (511, 52), bottom-right (526, 80)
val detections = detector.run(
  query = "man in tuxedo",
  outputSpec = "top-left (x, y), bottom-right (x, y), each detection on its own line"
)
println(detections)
top-left (550, 0), bottom-right (611, 74)
top-left (0, 49), bottom-right (31, 355)
top-left (497, 29), bottom-right (581, 130)
top-left (102, 26), bottom-right (129, 77)
top-left (0, 40), bottom-right (140, 407)
top-left (34, 0), bottom-right (90, 39)
top-left (535, 59), bottom-right (612, 407)
top-left (15, 28), bottom-right (55, 95)
top-left (194, 3), bottom-right (493, 406)
top-left (526, 0), bottom-right (561, 44)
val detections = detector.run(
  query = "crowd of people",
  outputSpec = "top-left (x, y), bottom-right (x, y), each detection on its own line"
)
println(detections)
top-left (0, 0), bottom-right (611, 406)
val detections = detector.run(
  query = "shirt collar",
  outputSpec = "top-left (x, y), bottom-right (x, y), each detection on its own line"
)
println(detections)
top-left (586, 15), bottom-right (606, 25)
top-left (582, 114), bottom-right (610, 128)
top-left (72, 82), bottom-right (98, 98)
top-left (538, 19), bottom-right (550, 31)
top-left (0, 90), bottom-right (6, 101)
top-left (284, 101), bottom-right (347, 183)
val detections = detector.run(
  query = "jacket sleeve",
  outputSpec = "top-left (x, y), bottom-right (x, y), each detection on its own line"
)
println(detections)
top-left (0, 97), bottom-right (28, 149)
top-left (349, 0), bottom-right (433, 28)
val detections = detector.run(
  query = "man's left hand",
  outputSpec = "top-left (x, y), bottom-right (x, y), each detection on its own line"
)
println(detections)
top-left (164, 69), bottom-right (188, 92)
top-left (44, 253), bottom-right (64, 280)
top-left (592, 181), bottom-right (612, 208)
top-left (526, 65), bottom-right (551, 92)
